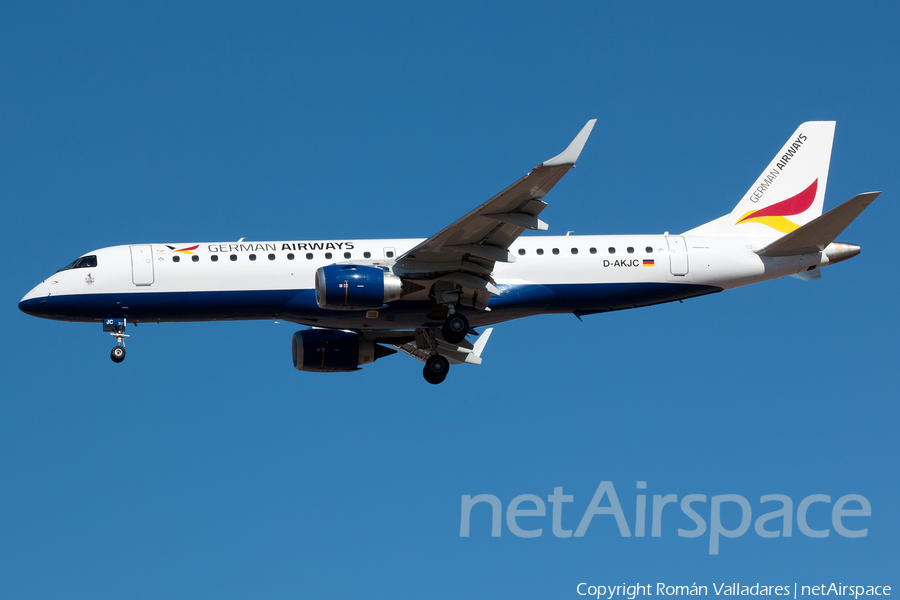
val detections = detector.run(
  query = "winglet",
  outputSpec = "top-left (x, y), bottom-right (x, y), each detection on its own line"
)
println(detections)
top-left (462, 328), bottom-right (493, 364)
top-left (472, 327), bottom-right (493, 358)
top-left (541, 120), bottom-right (597, 167)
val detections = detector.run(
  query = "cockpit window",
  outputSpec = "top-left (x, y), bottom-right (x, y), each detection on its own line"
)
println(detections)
top-left (57, 255), bottom-right (98, 272)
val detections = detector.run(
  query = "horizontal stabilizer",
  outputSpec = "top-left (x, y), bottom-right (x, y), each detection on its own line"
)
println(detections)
top-left (756, 192), bottom-right (880, 257)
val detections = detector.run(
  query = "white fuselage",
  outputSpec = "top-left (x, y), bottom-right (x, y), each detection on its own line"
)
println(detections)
top-left (19, 233), bottom-right (836, 330)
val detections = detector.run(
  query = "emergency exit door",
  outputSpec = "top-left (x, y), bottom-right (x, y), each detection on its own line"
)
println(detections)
top-left (130, 245), bottom-right (155, 286)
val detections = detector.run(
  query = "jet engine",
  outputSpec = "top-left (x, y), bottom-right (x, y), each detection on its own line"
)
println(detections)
top-left (291, 329), bottom-right (396, 372)
top-left (315, 264), bottom-right (403, 310)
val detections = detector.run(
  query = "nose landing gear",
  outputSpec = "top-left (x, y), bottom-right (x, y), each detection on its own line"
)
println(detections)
top-left (111, 345), bottom-right (126, 363)
top-left (104, 318), bottom-right (129, 364)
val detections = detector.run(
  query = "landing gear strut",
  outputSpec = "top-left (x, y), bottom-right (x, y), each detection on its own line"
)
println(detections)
top-left (441, 312), bottom-right (469, 344)
top-left (104, 318), bottom-right (129, 364)
top-left (423, 354), bottom-right (450, 385)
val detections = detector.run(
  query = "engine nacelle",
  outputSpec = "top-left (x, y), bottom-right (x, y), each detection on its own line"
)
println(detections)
top-left (291, 329), bottom-right (396, 372)
top-left (315, 264), bottom-right (403, 310)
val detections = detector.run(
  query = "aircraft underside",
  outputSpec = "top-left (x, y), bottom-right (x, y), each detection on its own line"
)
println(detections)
top-left (21, 281), bottom-right (723, 327)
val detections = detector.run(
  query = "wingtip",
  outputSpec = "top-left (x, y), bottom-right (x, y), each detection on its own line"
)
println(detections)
top-left (540, 119), bottom-right (597, 168)
top-left (472, 327), bottom-right (493, 358)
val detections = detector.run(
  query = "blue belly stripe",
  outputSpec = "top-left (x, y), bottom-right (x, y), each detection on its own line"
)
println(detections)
top-left (19, 282), bottom-right (722, 325)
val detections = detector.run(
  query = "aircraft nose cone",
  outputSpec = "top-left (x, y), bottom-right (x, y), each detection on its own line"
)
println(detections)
top-left (19, 296), bottom-right (45, 316)
top-left (19, 284), bottom-right (48, 316)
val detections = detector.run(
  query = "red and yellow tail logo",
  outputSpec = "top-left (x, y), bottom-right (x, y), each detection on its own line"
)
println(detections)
top-left (735, 179), bottom-right (817, 233)
top-left (166, 244), bottom-right (200, 254)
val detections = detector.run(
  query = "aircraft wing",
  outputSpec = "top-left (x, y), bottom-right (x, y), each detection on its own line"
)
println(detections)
top-left (392, 120), bottom-right (596, 304)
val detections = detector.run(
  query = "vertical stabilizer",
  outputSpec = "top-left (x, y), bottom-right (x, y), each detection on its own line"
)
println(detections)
top-left (684, 121), bottom-right (835, 238)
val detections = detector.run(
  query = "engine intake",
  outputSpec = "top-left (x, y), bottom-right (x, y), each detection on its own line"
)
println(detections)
top-left (315, 264), bottom-right (403, 310)
top-left (291, 329), bottom-right (396, 373)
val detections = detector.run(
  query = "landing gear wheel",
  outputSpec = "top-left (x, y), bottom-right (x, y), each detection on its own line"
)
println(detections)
top-left (423, 354), bottom-right (450, 384)
top-left (110, 346), bottom-right (126, 363)
top-left (441, 313), bottom-right (469, 344)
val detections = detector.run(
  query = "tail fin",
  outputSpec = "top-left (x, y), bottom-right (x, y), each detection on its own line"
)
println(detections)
top-left (684, 121), bottom-right (835, 238)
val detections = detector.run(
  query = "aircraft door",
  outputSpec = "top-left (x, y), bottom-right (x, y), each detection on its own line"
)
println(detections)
top-left (130, 245), bottom-right (155, 286)
top-left (665, 236), bottom-right (690, 281)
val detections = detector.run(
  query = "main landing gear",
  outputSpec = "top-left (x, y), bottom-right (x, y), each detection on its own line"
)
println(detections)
top-left (423, 354), bottom-right (450, 385)
top-left (103, 318), bottom-right (129, 363)
top-left (441, 312), bottom-right (469, 345)
top-left (420, 307), bottom-right (470, 384)
top-left (419, 298), bottom-right (472, 383)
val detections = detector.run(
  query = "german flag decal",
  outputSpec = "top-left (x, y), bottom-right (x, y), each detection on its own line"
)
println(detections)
top-left (643, 259), bottom-right (654, 267)
top-left (734, 179), bottom-right (818, 233)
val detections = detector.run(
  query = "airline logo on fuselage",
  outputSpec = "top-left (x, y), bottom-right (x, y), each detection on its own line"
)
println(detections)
top-left (166, 244), bottom-right (200, 254)
top-left (206, 241), bottom-right (356, 253)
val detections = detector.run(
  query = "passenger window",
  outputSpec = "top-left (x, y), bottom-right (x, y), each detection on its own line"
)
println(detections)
top-left (608, 247), bottom-right (616, 254)
top-left (211, 255), bottom-right (219, 262)
top-left (268, 254), bottom-right (275, 260)
top-left (536, 248), bottom-right (544, 255)
top-left (306, 253), bottom-right (313, 260)
top-left (172, 256), bottom-right (180, 263)
top-left (344, 252), bottom-right (351, 259)
top-left (571, 248), bottom-right (578, 255)
top-left (518, 248), bottom-right (526, 255)
top-left (627, 247), bottom-right (634, 254)
top-left (230, 254), bottom-right (237, 261)
top-left (364, 251), bottom-right (371, 259)
top-left (386, 251), bottom-right (394, 258)
top-left (192, 255), bottom-right (199, 262)
top-left (590, 248), bottom-right (597, 254)
top-left (552, 248), bottom-right (559, 255)
top-left (249, 254), bottom-right (257, 261)
top-left (646, 246), bottom-right (653, 253)
top-left (325, 252), bottom-right (332, 259)
top-left (287, 253), bottom-right (295, 260)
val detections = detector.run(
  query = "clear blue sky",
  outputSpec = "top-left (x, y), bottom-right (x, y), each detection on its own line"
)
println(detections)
top-left (2, 2), bottom-right (898, 598)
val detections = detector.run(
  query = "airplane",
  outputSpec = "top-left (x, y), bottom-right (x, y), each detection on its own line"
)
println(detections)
top-left (19, 120), bottom-right (880, 384)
